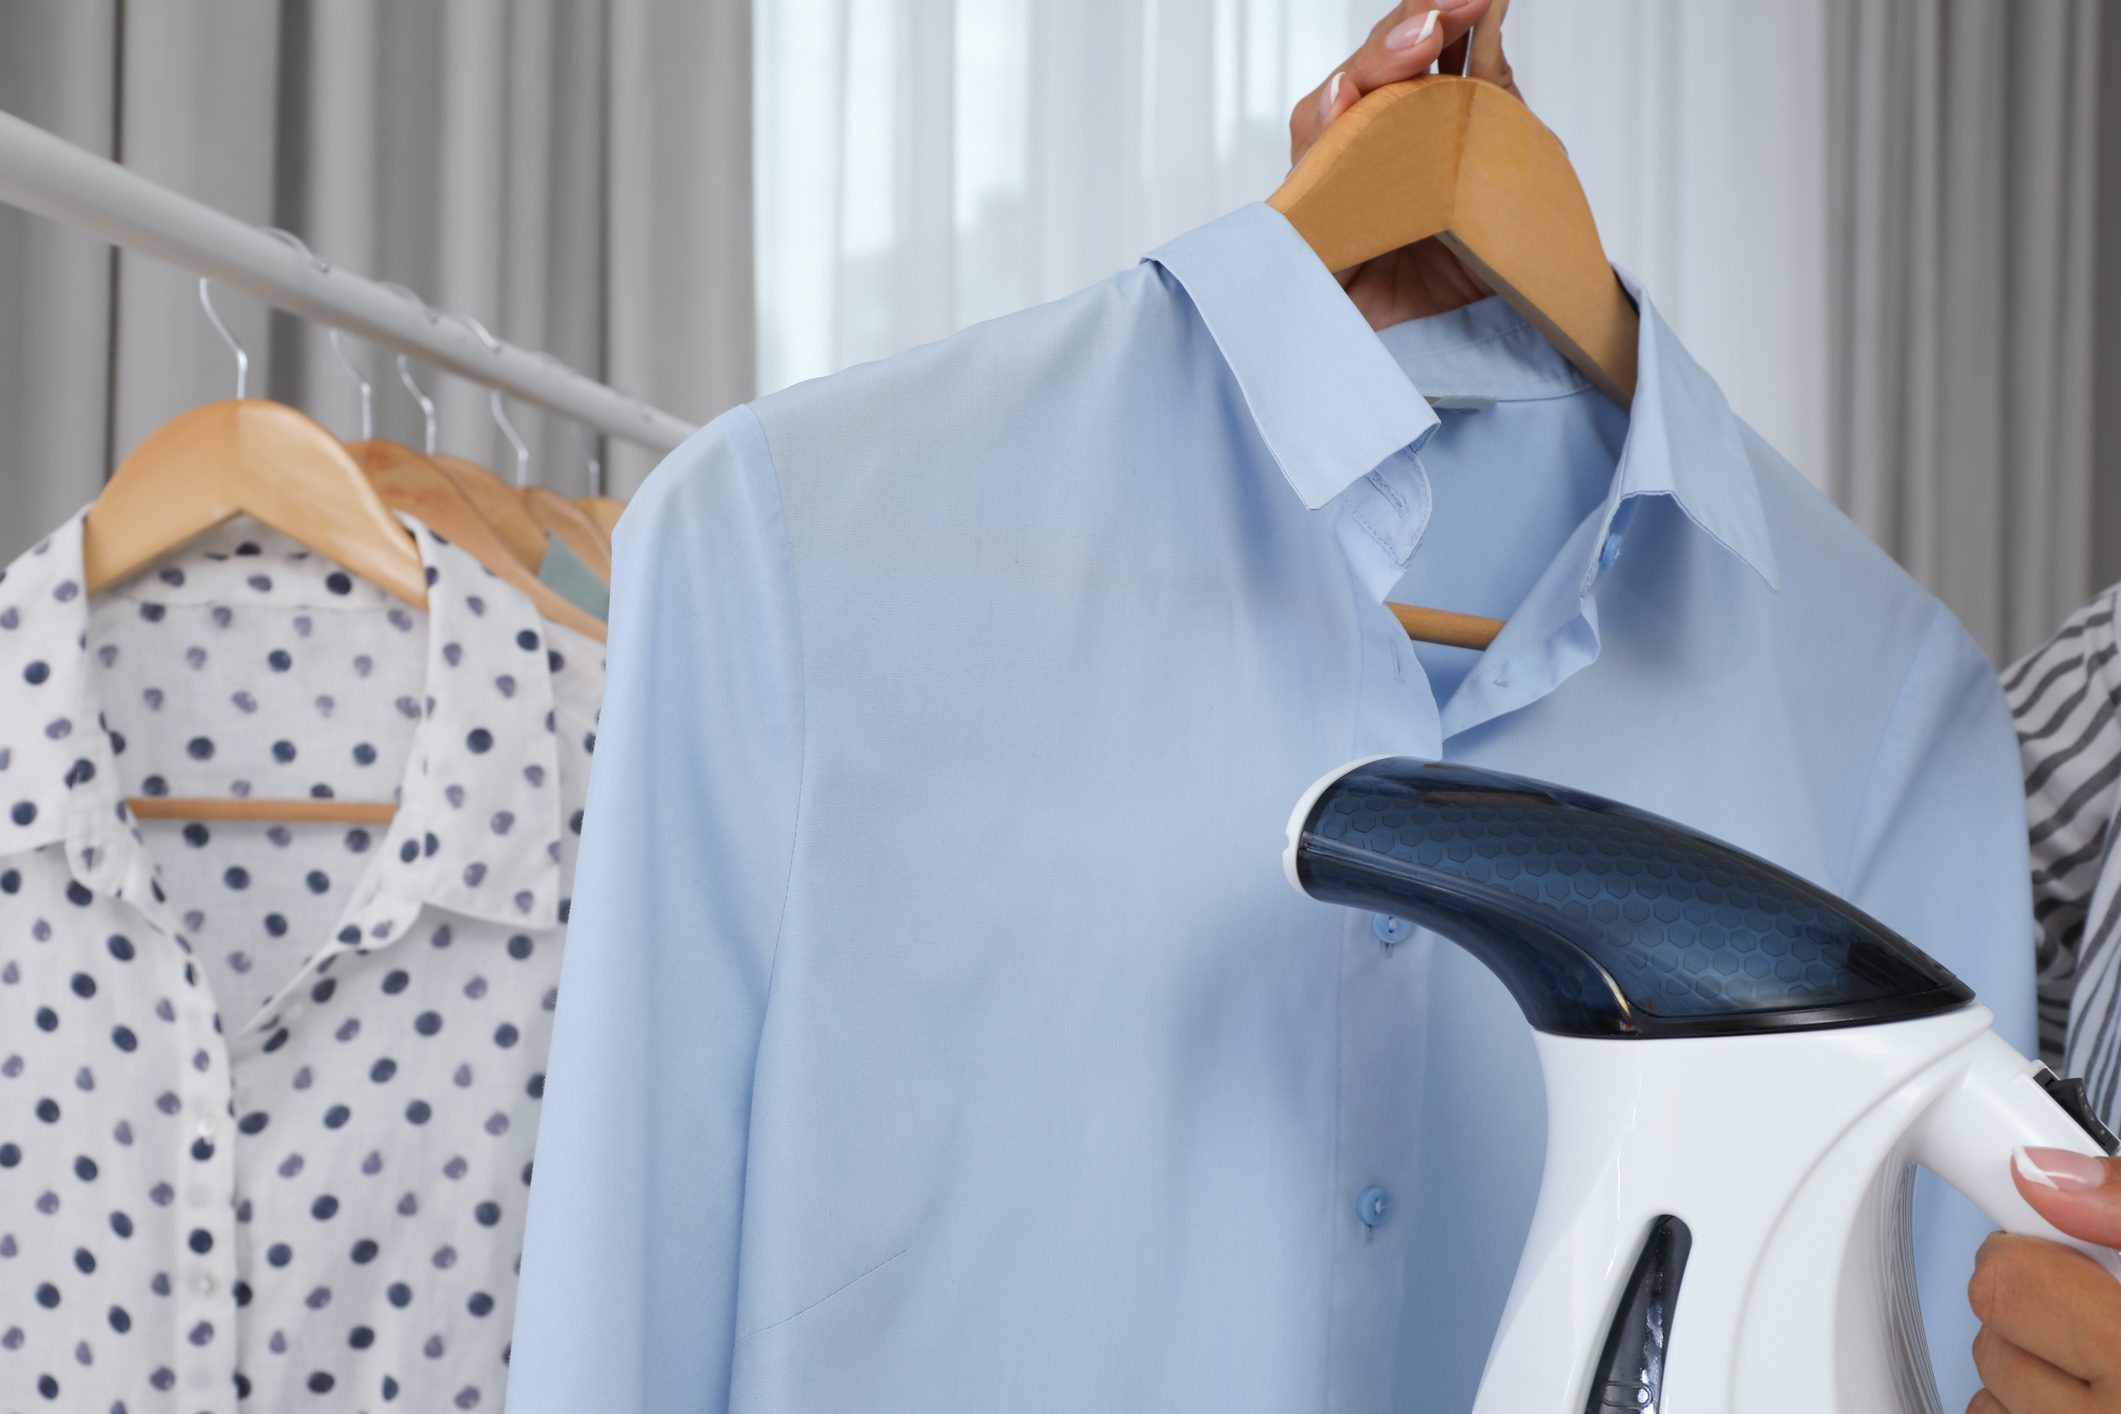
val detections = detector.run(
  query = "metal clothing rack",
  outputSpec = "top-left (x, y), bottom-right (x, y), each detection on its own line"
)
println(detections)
top-left (0, 109), bottom-right (697, 456)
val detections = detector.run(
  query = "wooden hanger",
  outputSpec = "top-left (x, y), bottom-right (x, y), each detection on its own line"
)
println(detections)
top-left (1271, 67), bottom-right (1636, 653)
top-left (432, 454), bottom-right (548, 571)
top-left (87, 409), bottom-right (426, 826)
top-left (347, 328), bottom-right (549, 575)
top-left (82, 279), bottom-right (428, 826)
top-left (479, 366), bottom-right (613, 584)
top-left (338, 324), bottom-right (596, 623)
top-left (348, 439), bottom-right (608, 643)
top-left (84, 400), bottom-right (428, 609)
top-left (125, 796), bottom-right (398, 826)
top-left (519, 351), bottom-right (623, 560)
top-left (577, 496), bottom-right (625, 537)
top-left (339, 329), bottom-right (603, 635)
top-left (522, 486), bottom-right (612, 583)
top-left (465, 367), bottom-right (611, 585)
top-left (1387, 604), bottom-right (1507, 648)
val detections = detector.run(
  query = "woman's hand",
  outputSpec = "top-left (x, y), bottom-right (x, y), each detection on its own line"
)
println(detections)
top-left (1967, 1146), bottom-right (2121, 1411)
top-left (1285, 0), bottom-right (1521, 331)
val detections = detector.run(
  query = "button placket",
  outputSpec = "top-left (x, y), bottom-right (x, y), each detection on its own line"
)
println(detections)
top-left (1323, 559), bottom-right (1442, 1413)
top-left (172, 949), bottom-right (239, 1413)
top-left (103, 883), bottom-right (240, 1412)
top-left (1598, 529), bottom-right (1625, 571)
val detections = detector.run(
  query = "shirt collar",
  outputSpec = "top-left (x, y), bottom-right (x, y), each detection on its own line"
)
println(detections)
top-left (1603, 268), bottom-right (1779, 591)
top-left (0, 511), bottom-right (566, 941)
top-left (349, 517), bottom-right (567, 939)
top-left (0, 519), bottom-right (150, 913)
top-left (1145, 203), bottom-right (1440, 511)
top-left (1144, 206), bottom-right (1779, 591)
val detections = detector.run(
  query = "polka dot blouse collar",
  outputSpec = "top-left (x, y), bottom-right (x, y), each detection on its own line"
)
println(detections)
top-left (0, 512), bottom-right (567, 945)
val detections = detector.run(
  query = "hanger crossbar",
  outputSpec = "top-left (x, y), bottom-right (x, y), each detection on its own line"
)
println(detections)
top-left (0, 111), bottom-right (694, 454)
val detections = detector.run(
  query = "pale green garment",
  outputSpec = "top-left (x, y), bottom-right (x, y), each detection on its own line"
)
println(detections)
top-left (535, 533), bottom-right (609, 621)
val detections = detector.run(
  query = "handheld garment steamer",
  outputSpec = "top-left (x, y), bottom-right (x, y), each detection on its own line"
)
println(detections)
top-left (1284, 757), bottom-right (2121, 1413)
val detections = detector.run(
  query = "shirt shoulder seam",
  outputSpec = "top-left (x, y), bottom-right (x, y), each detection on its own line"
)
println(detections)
top-left (730, 401), bottom-right (809, 1000)
top-left (1841, 598), bottom-right (1955, 891)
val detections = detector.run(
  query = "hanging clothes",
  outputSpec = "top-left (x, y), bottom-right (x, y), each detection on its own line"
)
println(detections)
top-left (535, 534), bottom-right (612, 622)
top-left (0, 513), bottom-right (600, 1412)
top-left (2010, 590), bottom-right (2121, 1111)
top-left (509, 203), bottom-right (2032, 1412)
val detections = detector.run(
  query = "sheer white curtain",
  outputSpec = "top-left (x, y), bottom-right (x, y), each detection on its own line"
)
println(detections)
top-left (754, 0), bottom-right (1367, 393)
top-left (0, 0), bottom-right (754, 565)
top-left (1506, 3), bottom-right (1834, 495)
top-left (756, 0), bottom-right (2110, 662)
top-left (1511, 0), bottom-right (2106, 662)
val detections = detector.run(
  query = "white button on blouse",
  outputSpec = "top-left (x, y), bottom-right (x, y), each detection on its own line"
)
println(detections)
top-left (0, 512), bottom-right (600, 1412)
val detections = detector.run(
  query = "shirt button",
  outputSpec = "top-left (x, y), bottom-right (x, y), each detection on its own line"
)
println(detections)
top-left (1598, 529), bottom-right (1625, 571)
top-left (1356, 1185), bottom-right (1392, 1228)
top-left (193, 1272), bottom-right (216, 1296)
top-left (194, 1117), bottom-right (217, 1142)
top-left (1371, 914), bottom-right (1410, 947)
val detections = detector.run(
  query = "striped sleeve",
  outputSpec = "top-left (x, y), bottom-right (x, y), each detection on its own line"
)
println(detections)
top-left (2007, 585), bottom-right (2121, 1070)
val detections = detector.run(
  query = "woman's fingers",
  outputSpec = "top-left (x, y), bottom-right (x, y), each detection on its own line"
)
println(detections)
top-left (1467, 0), bottom-right (1518, 96)
top-left (1465, 0), bottom-right (1519, 98)
top-left (1313, 67), bottom-right (1362, 135)
top-left (1288, 0), bottom-right (1494, 164)
top-left (2012, 1146), bottom-right (2121, 1247)
top-left (1968, 1232), bottom-right (2121, 1382)
top-left (1343, 0), bottom-right (1490, 94)
top-left (1969, 1323), bottom-right (2095, 1414)
top-left (1437, 0), bottom-right (1517, 97)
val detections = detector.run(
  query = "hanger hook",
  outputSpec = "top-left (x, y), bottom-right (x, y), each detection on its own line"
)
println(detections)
top-left (398, 359), bottom-right (438, 455)
top-left (378, 282), bottom-right (440, 455)
top-left (259, 228), bottom-right (377, 440)
top-left (490, 391), bottom-right (531, 488)
top-left (327, 332), bottom-right (374, 441)
top-left (459, 314), bottom-right (530, 487)
top-left (260, 225), bottom-right (331, 275)
top-left (254, 226), bottom-right (347, 412)
top-left (536, 352), bottom-right (605, 497)
top-left (197, 278), bottom-right (249, 400)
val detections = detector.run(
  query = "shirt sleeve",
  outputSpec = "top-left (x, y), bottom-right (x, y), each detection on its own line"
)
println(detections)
top-left (2005, 587), bottom-right (2121, 1068)
top-left (508, 404), bottom-right (803, 1414)
top-left (1844, 602), bottom-right (2038, 1412)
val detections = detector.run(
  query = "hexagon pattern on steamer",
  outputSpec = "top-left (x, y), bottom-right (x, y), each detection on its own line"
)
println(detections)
top-left (1314, 785), bottom-right (1892, 1015)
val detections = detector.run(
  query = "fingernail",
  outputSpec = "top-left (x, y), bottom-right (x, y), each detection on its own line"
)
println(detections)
top-left (2014, 1145), bottom-right (2108, 1193)
top-left (1319, 72), bottom-right (1344, 123)
top-left (1385, 11), bottom-right (1440, 51)
top-left (1432, 0), bottom-right (1477, 9)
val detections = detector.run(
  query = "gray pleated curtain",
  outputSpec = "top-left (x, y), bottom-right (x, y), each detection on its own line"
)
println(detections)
top-left (1826, 0), bottom-right (2109, 662)
top-left (0, 0), bottom-right (753, 566)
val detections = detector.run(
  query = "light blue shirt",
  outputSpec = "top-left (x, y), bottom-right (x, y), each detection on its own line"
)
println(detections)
top-left (509, 204), bottom-right (2033, 1412)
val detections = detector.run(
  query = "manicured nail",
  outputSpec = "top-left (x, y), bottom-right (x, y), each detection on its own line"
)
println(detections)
top-left (2014, 1145), bottom-right (2108, 1193)
top-left (1385, 11), bottom-right (1440, 51)
top-left (1319, 72), bottom-right (1344, 123)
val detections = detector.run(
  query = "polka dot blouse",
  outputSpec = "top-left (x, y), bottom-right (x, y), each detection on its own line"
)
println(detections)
top-left (0, 512), bottom-right (601, 1411)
